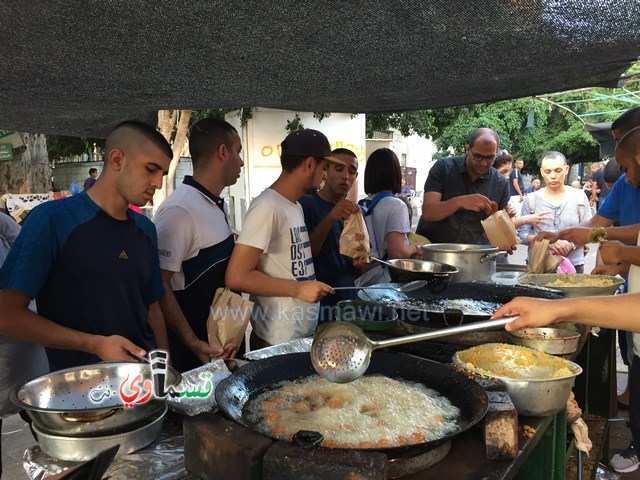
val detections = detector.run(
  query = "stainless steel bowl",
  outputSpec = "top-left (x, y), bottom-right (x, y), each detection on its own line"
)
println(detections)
top-left (11, 362), bottom-right (180, 437)
top-left (419, 243), bottom-right (503, 283)
top-left (509, 327), bottom-right (580, 355)
top-left (386, 258), bottom-right (459, 284)
top-left (517, 273), bottom-right (624, 298)
top-left (33, 403), bottom-right (166, 461)
top-left (453, 343), bottom-right (582, 416)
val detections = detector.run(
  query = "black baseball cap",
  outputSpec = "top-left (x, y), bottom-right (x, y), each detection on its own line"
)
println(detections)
top-left (280, 129), bottom-right (345, 165)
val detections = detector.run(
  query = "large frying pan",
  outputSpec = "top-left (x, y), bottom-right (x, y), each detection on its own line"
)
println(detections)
top-left (215, 351), bottom-right (488, 457)
top-left (359, 282), bottom-right (563, 325)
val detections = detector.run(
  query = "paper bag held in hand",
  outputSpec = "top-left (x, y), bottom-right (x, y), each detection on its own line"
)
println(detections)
top-left (339, 210), bottom-right (371, 263)
top-left (207, 288), bottom-right (253, 359)
top-left (481, 210), bottom-right (518, 251)
top-left (528, 239), bottom-right (561, 273)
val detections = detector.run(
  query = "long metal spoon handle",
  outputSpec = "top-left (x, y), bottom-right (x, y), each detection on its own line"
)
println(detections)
top-left (371, 257), bottom-right (394, 268)
top-left (370, 316), bottom-right (519, 349)
top-left (332, 286), bottom-right (388, 290)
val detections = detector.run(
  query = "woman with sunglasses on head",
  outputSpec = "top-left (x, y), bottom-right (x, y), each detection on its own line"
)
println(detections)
top-left (517, 151), bottom-right (592, 273)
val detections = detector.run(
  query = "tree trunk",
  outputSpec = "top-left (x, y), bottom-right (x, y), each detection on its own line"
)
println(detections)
top-left (0, 133), bottom-right (52, 193)
top-left (153, 109), bottom-right (192, 212)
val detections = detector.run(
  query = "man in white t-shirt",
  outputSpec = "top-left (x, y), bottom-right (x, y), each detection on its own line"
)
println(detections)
top-left (226, 129), bottom-right (344, 348)
top-left (155, 118), bottom-right (244, 371)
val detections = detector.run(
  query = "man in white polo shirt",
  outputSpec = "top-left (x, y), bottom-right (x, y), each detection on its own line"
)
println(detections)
top-left (155, 118), bottom-right (244, 371)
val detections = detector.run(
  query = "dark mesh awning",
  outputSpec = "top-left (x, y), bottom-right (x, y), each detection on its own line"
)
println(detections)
top-left (0, 0), bottom-right (638, 137)
top-left (585, 122), bottom-right (614, 143)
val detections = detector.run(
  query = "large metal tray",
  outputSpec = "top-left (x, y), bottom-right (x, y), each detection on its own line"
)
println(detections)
top-left (517, 273), bottom-right (624, 298)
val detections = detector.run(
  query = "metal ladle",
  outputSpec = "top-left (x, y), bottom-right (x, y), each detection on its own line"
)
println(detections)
top-left (370, 257), bottom-right (395, 268)
top-left (331, 280), bottom-right (427, 293)
top-left (311, 316), bottom-right (518, 383)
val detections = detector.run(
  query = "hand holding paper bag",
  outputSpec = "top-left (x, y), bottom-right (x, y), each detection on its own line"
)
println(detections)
top-left (481, 209), bottom-right (518, 252)
top-left (339, 210), bottom-right (371, 264)
top-left (207, 288), bottom-right (254, 360)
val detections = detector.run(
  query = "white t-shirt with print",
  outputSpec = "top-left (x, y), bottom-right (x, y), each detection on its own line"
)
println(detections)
top-left (237, 188), bottom-right (319, 345)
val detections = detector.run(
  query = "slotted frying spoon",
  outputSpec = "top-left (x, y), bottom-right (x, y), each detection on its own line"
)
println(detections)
top-left (311, 316), bottom-right (518, 383)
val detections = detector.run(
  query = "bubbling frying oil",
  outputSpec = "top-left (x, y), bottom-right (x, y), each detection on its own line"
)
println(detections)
top-left (243, 375), bottom-right (460, 449)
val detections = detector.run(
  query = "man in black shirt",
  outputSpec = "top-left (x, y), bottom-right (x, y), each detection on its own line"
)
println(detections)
top-left (416, 128), bottom-right (510, 244)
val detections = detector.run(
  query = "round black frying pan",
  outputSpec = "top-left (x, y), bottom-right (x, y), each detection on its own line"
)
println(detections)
top-left (215, 351), bottom-right (488, 457)
top-left (359, 282), bottom-right (563, 325)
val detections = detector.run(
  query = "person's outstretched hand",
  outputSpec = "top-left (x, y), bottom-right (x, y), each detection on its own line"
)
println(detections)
top-left (492, 297), bottom-right (559, 331)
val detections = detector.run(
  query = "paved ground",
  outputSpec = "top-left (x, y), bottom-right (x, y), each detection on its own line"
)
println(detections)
top-left (2, 238), bottom-right (632, 479)
top-left (610, 379), bottom-right (640, 480)
top-left (1, 414), bottom-right (32, 479)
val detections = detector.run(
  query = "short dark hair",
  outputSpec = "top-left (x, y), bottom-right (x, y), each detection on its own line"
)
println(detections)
top-left (88, 168), bottom-right (98, 175)
top-left (468, 128), bottom-right (500, 148)
top-left (612, 106), bottom-right (640, 133)
top-left (107, 120), bottom-right (173, 160)
top-left (604, 159), bottom-right (623, 184)
top-left (281, 154), bottom-right (322, 173)
top-left (494, 153), bottom-right (513, 169)
top-left (617, 127), bottom-right (640, 155)
top-left (332, 148), bottom-right (357, 158)
top-left (189, 118), bottom-right (237, 170)
top-left (364, 148), bottom-right (402, 195)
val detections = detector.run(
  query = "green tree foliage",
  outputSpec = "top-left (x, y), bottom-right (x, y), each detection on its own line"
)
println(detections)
top-left (365, 111), bottom-right (437, 138)
top-left (366, 98), bottom-right (597, 173)
top-left (366, 63), bottom-right (640, 173)
top-left (46, 135), bottom-right (104, 162)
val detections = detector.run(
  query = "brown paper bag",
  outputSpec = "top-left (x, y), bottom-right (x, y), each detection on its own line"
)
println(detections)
top-left (543, 253), bottom-right (561, 273)
top-left (207, 288), bottom-right (253, 358)
top-left (481, 210), bottom-right (518, 250)
top-left (528, 239), bottom-right (561, 273)
top-left (339, 210), bottom-right (371, 263)
top-left (528, 239), bottom-right (549, 273)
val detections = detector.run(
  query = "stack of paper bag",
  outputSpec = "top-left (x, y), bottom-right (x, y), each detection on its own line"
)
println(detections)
top-left (481, 210), bottom-right (518, 250)
top-left (207, 288), bottom-right (253, 358)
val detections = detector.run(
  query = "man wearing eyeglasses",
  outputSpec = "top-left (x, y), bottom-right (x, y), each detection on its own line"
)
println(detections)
top-left (416, 128), bottom-right (510, 244)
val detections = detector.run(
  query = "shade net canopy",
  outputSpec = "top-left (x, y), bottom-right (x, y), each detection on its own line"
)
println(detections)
top-left (0, 0), bottom-right (638, 137)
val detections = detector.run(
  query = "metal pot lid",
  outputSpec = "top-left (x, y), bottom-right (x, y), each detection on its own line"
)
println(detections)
top-left (419, 243), bottom-right (498, 254)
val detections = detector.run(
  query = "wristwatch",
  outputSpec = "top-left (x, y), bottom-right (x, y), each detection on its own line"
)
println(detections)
top-left (587, 227), bottom-right (607, 244)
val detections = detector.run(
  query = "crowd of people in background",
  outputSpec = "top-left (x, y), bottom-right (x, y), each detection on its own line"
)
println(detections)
top-left (2, 108), bottom-right (640, 475)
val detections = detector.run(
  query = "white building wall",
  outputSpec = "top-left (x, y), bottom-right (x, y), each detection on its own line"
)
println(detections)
top-left (365, 132), bottom-right (437, 195)
top-left (52, 161), bottom-right (103, 192)
top-left (225, 108), bottom-right (366, 232)
top-left (405, 134), bottom-right (438, 195)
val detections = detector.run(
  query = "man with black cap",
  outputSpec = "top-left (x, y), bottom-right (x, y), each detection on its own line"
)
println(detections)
top-left (225, 129), bottom-right (343, 349)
